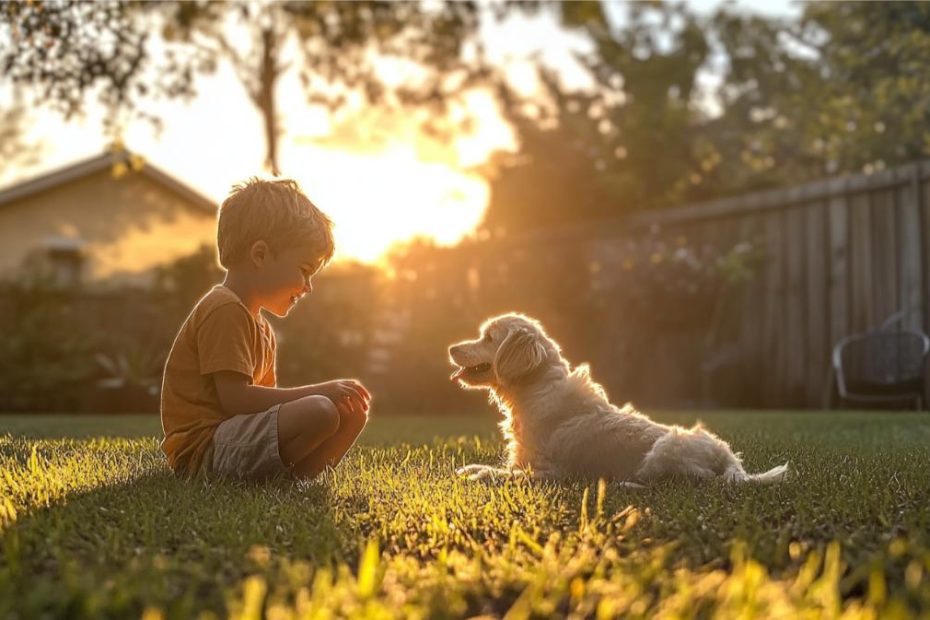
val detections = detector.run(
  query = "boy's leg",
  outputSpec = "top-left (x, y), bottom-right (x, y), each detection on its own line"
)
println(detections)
top-left (277, 395), bottom-right (368, 479)
top-left (295, 401), bottom-right (367, 476)
top-left (277, 396), bottom-right (340, 470)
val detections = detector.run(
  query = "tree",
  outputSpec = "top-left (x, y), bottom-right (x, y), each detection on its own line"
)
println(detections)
top-left (1, 1), bottom-right (506, 175)
top-left (2, 2), bottom-right (152, 120)
top-left (563, 2), bottom-right (711, 207)
top-left (480, 2), bottom-right (714, 234)
top-left (480, 72), bottom-right (619, 236)
top-left (158, 1), bottom-right (495, 174)
top-left (710, 1), bottom-right (930, 189)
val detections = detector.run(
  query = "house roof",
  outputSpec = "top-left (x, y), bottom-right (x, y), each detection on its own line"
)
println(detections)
top-left (0, 150), bottom-right (217, 214)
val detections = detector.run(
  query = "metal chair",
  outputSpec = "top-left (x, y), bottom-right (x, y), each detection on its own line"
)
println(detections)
top-left (830, 313), bottom-right (930, 410)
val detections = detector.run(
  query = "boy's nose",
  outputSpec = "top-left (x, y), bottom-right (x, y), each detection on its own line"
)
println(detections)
top-left (449, 344), bottom-right (461, 356)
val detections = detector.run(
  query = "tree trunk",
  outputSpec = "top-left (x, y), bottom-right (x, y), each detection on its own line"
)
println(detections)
top-left (255, 24), bottom-right (280, 176)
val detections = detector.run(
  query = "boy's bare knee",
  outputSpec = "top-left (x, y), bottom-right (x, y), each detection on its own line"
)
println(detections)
top-left (279, 395), bottom-right (340, 439)
top-left (341, 405), bottom-right (369, 432)
top-left (303, 395), bottom-right (340, 435)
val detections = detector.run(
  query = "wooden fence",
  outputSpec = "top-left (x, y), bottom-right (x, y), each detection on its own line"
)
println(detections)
top-left (627, 160), bottom-right (930, 408)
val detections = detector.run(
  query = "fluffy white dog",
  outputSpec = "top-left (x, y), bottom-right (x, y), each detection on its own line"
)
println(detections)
top-left (448, 313), bottom-right (789, 485)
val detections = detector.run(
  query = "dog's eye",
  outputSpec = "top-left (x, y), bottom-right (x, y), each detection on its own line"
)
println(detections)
top-left (482, 332), bottom-right (493, 342)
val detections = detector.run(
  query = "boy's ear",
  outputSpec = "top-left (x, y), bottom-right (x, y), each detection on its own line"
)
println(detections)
top-left (249, 240), bottom-right (270, 267)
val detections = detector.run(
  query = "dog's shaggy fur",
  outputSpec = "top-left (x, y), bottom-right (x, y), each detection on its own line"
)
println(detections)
top-left (449, 313), bottom-right (788, 485)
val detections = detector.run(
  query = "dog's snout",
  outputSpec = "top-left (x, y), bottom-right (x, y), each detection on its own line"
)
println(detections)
top-left (449, 344), bottom-right (461, 357)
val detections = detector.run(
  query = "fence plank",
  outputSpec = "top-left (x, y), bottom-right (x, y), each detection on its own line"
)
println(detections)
top-left (871, 189), bottom-right (898, 326)
top-left (921, 176), bottom-right (930, 334)
top-left (761, 209), bottom-right (787, 406)
top-left (805, 201), bottom-right (828, 406)
top-left (849, 192), bottom-right (874, 331)
top-left (737, 214), bottom-right (765, 405)
top-left (828, 190), bottom-right (850, 350)
top-left (784, 206), bottom-right (808, 405)
top-left (897, 166), bottom-right (923, 331)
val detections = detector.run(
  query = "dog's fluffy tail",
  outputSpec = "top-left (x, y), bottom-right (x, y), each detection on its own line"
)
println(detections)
top-left (725, 462), bottom-right (790, 484)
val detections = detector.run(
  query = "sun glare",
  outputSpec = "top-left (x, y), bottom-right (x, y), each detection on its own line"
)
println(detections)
top-left (289, 144), bottom-right (489, 265)
top-left (281, 88), bottom-right (512, 266)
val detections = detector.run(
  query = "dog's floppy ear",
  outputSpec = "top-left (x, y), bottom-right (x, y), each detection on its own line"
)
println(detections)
top-left (494, 328), bottom-right (548, 383)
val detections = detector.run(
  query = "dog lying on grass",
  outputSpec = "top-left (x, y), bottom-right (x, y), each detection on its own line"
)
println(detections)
top-left (449, 313), bottom-right (789, 485)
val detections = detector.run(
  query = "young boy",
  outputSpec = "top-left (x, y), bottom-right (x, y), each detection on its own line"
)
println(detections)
top-left (160, 178), bottom-right (371, 481)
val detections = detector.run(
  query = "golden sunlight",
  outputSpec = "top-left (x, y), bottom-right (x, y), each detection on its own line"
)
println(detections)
top-left (285, 96), bottom-right (510, 265)
top-left (290, 145), bottom-right (489, 264)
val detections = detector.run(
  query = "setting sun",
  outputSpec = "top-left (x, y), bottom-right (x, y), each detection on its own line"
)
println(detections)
top-left (286, 143), bottom-right (490, 265)
top-left (283, 90), bottom-right (512, 265)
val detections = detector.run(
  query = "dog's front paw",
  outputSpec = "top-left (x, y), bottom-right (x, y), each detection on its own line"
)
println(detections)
top-left (457, 464), bottom-right (506, 482)
top-left (456, 463), bottom-right (488, 476)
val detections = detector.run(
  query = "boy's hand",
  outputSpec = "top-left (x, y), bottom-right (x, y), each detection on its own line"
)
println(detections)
top-left (316, 379), bottom-right (371, 417)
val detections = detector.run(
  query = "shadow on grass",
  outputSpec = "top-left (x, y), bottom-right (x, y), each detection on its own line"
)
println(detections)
top-left (0, 460), bottom-right (370, 619)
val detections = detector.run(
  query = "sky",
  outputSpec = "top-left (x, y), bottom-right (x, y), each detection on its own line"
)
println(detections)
top-left (2, 0), bottom-right (799, 265)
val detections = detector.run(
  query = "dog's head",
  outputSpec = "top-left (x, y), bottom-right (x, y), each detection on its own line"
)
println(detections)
top-left (448, 313), bottom-right (561, 390)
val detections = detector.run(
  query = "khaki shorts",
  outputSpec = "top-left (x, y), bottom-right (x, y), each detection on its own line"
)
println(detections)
top-left (201, 405), bottom-right (291, 481)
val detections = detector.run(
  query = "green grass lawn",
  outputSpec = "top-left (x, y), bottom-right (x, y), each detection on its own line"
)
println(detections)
top-left (2, 411), bottom-right (929, 618)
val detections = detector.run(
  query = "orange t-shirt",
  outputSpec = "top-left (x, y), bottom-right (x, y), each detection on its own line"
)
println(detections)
top-left (160, 285), bottom-right (276, 476)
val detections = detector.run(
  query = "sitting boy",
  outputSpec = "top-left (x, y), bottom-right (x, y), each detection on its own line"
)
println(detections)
top-left (160, 178), bottom-right (371, 480)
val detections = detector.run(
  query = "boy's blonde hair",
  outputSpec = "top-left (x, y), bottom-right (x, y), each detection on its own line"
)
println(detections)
top-left (217, 178), bottom-right (335, 269)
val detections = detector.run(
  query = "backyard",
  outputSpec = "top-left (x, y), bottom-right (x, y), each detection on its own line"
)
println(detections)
top-left (5, 2), bottom-right (930, 618)
top-left (2, 410), bottom-right (929, 618)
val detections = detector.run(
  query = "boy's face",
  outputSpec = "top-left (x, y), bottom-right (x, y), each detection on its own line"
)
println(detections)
top-left (256, 243), bottom-right (323, 317)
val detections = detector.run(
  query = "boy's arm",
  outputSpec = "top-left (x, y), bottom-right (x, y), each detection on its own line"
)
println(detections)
top-left (213, 371), bottom-right (370, 418)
